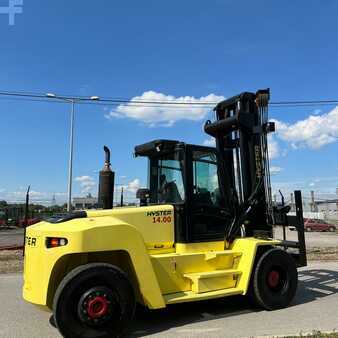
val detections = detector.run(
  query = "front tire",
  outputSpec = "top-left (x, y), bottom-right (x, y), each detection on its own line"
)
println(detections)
top-left (250, 248), bottom-right (298, 310)
top-left (53, 263), bottom-right (135, 338)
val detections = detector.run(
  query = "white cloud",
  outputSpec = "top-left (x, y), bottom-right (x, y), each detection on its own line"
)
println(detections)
top-left (75, 176), bottom-right (96, 194)
top-left (115, 178), bottom-right (141, 202)
top-left (75, 176), bottom-right (92, 182)
top-left (55, 192), bottom-right (67, 197)
top-left (313, 109), bottom-right (322, 116)
top-left (12, 190), bottom-right (46, 198)
top-left (274, 106), bottom-right (338, 149)
top-left (203, 138), bottom-right (215, 147)
top-left (126, 178), bottom-right (141, 194)
top-left (116, 178), bottom-right (141, 194)
top-left (270, 166), bottom-right (283, 175)
top-left (268, 135), bottom-right (281, 159)
top-left (105, 91), bottom-right (225, 127)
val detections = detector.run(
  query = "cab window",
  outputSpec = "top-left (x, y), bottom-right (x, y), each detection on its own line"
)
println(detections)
top-left (192, 151), bottom-right (221, 206)
top-left (149, 152), bottom-right (185, 204)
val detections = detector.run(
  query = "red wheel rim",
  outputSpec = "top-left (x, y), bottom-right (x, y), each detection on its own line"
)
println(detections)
top-left (87, 296), bottom-right (109, 319)
top-left (267, 270), bottom-right (280, 288)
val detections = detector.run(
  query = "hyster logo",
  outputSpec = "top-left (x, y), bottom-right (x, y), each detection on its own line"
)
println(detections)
top-left (146, 210), bottom-right (172, 217)
top-left (25, 236), bottom-right (37, 247)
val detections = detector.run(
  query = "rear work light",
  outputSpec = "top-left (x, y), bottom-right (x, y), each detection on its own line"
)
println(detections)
top-left (46, 237), bottom-right (68, 248)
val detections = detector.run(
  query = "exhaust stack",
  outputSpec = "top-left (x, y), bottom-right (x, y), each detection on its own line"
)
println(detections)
top-left (98, 146), bottom-right (115, 209)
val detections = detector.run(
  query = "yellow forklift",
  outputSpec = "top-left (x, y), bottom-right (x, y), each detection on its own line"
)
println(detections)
top-left (23, 89), bottom-right (306, 338)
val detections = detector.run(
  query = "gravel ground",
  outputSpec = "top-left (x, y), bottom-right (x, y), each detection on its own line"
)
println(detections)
top-left (0, 250), bottom-right (23, 274)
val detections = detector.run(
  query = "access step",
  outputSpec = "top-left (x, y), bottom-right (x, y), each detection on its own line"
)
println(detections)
top-left (204, 251), bottom-right (242, 261)
top-left (184, 269), bottom-right (242, 293)
top-left (164, 287), bottom-right (243, 304)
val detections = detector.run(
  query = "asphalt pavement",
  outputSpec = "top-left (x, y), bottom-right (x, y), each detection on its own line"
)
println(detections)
top-left (0, 261), bottom-right (338, 338)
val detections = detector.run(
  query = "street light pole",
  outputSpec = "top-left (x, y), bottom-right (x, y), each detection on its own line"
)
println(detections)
top-left (67, 100), bottom-right (75, 212)
top-left (46, 94), bottom-right (100, 212)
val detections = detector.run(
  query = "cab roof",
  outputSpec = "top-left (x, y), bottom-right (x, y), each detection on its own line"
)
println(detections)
top-left (134, 139), bottom-right (182, 157)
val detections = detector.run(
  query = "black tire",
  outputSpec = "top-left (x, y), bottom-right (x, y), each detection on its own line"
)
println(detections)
top-left (49, 315), bottom-right (56, 328)
top-left (250, 248), bottom-right (298, 310)
top-left (328, 227), bottom-right (336, 232)
top-left (53, 263), bottom-right (135, 338)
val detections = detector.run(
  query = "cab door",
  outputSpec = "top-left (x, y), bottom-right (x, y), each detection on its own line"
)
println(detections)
top-left (187, 147), bottom-right (229, 242)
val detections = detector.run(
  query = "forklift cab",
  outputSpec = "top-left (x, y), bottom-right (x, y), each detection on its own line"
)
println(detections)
top-left (135, 140), bottom-right (230, 243)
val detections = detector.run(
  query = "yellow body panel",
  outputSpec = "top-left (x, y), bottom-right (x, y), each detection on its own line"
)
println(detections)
top-left (175, 241), bottom-right (224, 253)
top-left (23, 205), bottom-right (174, 310)
top-left (23, 204), bottom-right (280, 312)
top-left (230, 237), bottom-right (280, 293)
top-left (150, 238), bottom-right (279, 299)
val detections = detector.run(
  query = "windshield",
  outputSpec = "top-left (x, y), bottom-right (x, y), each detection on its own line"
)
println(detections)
top-left (149, 151), bottom-right (185, 204)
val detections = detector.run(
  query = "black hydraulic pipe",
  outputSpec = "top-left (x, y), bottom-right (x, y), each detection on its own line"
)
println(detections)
top-left (204, 116), bottom-right (238, 137)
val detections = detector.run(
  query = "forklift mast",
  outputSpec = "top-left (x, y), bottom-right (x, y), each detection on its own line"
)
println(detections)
top-left (204, 89), bottom-right (275, 243)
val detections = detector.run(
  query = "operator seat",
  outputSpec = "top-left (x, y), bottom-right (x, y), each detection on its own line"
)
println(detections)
top-left (159, 175), bottom-right (183, 203)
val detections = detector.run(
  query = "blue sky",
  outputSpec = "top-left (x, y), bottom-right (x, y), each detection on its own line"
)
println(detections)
top-left (0, 0), bottom-right (337, 205)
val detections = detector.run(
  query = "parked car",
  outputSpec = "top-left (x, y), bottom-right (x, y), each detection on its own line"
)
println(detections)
top-left (290, 218), bottom-right (336, 232)
top-left (18, 217), bottom-right (40, 227)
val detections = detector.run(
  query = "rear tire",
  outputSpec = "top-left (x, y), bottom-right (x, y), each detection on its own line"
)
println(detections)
top-left (250, 248), bottom-right (298, 310)
top-left (53, 263), bottom-right (135, 338)
top-left (329, 227), bottom-right (336, 232)
top-left (49, 315), bottom-right (56, 328)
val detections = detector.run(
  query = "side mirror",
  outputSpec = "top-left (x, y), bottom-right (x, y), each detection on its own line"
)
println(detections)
top-left (136, 188), bottom-right (151, 206)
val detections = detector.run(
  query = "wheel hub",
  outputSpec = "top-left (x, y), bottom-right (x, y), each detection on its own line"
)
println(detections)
top-left (87, 296), bottom-right (109, 319)
top-left (78, 287), bottom-right (115, 326)
top-left (267, 270), bottom-right (280, 288)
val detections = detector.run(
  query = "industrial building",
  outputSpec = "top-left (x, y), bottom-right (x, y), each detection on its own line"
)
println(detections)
top-left (73, 193), bottom-right (98, 210)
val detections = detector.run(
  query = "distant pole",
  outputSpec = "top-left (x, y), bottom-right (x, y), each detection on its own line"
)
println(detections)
top-left (310, 190), bottom-right (315, 212)
top-left (67, 100), bottom-right (75, 212)
top-left (46, 94), bottom-right (100, 213)
top-left (51, 194), bottom-right (56, 207)
top-left (120, 187), bottom-right (124, 207)
top-left (24, 185), bottom-right (30, 228)
top-left (291, 193), bottom-right (295, 212)
top-left (23, 185), bottom-right (30, 257)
